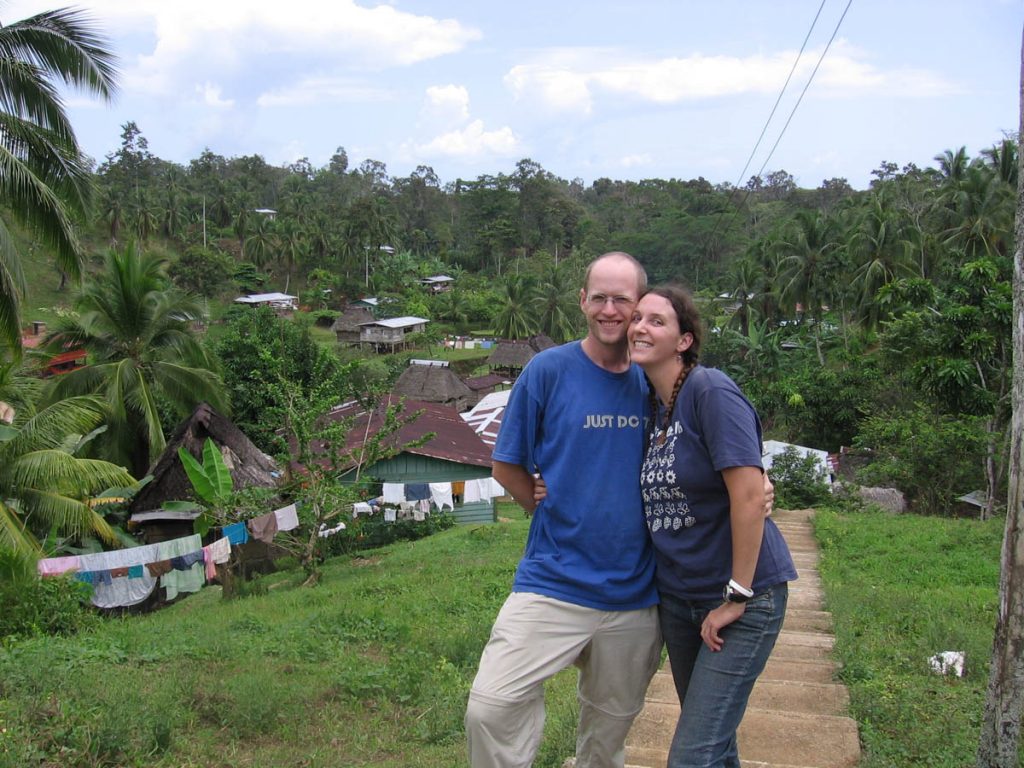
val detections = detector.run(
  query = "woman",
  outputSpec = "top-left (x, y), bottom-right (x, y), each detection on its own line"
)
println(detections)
top-left (628, 284), bottom-right (797, 768)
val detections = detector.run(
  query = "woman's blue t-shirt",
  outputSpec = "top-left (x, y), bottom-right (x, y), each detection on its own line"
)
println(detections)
top-left (492, 342), bottom-right (658, 610)
top-left (642, 365), bottom-right (797, 601)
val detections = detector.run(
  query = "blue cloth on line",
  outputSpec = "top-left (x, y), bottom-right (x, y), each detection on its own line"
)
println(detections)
top-left (404, 483), bottom-right (430, 501)
top-left (222, 522), bottom-right (249, 545)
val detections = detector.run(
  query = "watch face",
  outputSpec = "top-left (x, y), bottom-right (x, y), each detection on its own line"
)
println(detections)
top-left (724, 585), bottom-right (750, 603)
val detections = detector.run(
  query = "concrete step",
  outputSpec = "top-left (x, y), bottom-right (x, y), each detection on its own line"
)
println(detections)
top-left (625, 704), bottom-right (860, 768)
top-left (762, 657), bottom-right (843, 684)
top-left (783, 609), bottom-right (834, 634)
top-left (645, 671), bottom-right (849, 716)
top-left (771, 508), bottom-right (816, 523)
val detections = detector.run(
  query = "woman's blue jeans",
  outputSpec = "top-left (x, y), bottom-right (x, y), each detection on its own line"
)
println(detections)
top-left (658, 582), bottom-right (788, 768)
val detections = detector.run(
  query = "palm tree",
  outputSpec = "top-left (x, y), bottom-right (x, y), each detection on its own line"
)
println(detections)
top-left (0, 7), bottom-right (118, 351)
top-left (245, 213), bottom-right (277, 271)
top-left (848, 195), bottom-right (916, 329)
top-left (45, 243), bottom-right (227, 477)
top-left (276, 219), bottom-right (307, 293)
top-left (533, 263), bottom-right (578, 343)
top-left (776, 211), bottom-right (838, 363)
top-left (493, 274), bottom-right (538, 340)
top-left (0, 395), bottom-right (134, 579)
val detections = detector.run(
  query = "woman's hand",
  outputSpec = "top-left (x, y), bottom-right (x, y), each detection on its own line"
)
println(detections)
top-left (532, 474), bottom-right (547, 504)
top-left (763, 473), bottom-right (774, 517)
top-left (701, 602), bottom-right (746, 652)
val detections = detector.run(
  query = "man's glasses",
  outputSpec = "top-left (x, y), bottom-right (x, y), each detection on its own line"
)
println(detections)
top-left (585, 294), bottom-right (635, 308)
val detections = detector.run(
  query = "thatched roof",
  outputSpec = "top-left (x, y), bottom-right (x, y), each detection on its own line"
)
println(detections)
top-left (393, 363), bottom-right (472, 404)
top-left (529, 334), bottom-right (556, 352)
top-left (331, 306), bottom-right (375, 332)
top-left (487, 340), bottom-right (537, 368)
top-left (129, 403), bottom-right (280, 513)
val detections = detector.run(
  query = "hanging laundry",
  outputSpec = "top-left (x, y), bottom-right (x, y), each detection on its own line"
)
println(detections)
top-left (170, 550), bottom-right (204, 570)
top-left (90, 571), bottom-right (157, 609)
top-left (404, 483), bottom-right (430, 501)
top-left (382, 483), bottom-right (405, 504)
top-left (146, 560), bottom-right (173, 577)
top-left (451, 480), bottom-right (466, 502)
top-left (428, 482), bottom-right (454, 512)
top-left (463, 478), bottom-right (488, 503)
top-left (317, 521), bottom-right (347, 538)
top-left (273, 503), bottom-right (299, 531)
top-left (37, 555), bottom-right (80, 577)
top-left (248, 511), bottom-right (278, 543)
top-left (222, 521), bottom-right (249, 545)
top-left (76, 542), bottom-right (161, 572)
top-left (384, 507), bottom-right (397, 523)
top-left (157, 534), bottom-right (204, 600)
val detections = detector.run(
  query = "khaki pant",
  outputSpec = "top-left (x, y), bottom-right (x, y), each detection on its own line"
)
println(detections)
top-left (466, 592), bottom-right (662, 768)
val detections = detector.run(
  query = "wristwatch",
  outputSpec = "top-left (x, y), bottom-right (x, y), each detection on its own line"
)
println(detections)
top-left (723, 579), bottom-right (754, 603)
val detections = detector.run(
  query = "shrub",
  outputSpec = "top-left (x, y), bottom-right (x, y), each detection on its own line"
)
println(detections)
top-left (0, 576), bottom-right (97, 640)
top-left (853, 405), bottom-right (987, 515)
top-left (769, 446), bottom-right (832, 509)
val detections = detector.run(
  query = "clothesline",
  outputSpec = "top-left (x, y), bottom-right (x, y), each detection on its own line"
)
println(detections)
top-left (36, 503), bottom-right (301, 608)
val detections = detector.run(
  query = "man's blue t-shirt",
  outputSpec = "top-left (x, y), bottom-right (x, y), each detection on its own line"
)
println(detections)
top-left (641, 365), bottom-right (797, 601)
top-left (492, 341), bottom-right (658, 610)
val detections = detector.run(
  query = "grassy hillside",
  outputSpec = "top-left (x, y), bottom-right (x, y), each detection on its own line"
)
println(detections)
top-left (0, 512), bottom-right (581, 768)
top-left (0, 506), bottom-right (1015, 767)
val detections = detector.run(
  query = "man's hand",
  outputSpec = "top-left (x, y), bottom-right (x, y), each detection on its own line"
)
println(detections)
top-left (763, 474), bottom-right (774, 517)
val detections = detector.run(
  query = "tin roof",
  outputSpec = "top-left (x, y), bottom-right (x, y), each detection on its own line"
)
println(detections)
top-left (323, 395), bottom-right (492, 469)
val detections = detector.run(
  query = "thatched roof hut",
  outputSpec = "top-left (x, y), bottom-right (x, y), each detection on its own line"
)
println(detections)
top-left (393, 362), bottom-right (474, 412)
top-left (129, 403), bottom-right (279, 513)
top-left (331, 306), bottom-right (375, 345)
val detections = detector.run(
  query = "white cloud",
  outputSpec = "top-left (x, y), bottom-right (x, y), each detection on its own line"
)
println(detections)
top-left (197, 83), bottom-right (234, 108)
top-left (505, 41), bottom-right (958, 114)
top-left (100, 0), bottom-right (480, 95)
top-left (422, 84), bottom-right (471, 125)
top-left (257, 76), bottom-right (394, 107)
top-left (619, 153), bottom-right (652, 168)
top-left (415, 120), bottom-right (521, 158)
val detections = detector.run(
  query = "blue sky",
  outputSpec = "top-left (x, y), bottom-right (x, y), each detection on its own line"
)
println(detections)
top-left (7, 0), bottom-right (1022, 190)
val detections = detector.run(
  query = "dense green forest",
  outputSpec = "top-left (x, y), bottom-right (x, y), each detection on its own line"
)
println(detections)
top-left (7, 118), bottom-right (1017, 542)
top-left (0, 3), bottom-right (1015, 581)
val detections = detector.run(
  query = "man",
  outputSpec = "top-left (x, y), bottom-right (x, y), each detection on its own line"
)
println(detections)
top-left (465, 252), bottom-right (660, 768)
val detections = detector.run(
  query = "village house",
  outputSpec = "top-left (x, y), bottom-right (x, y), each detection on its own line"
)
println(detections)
top-left (419, 274), bottom-right (455, 293)
top-left (316, 395), bottom-right (500, 524)
top-left (358, 316), bottom-right (429, 352)
top-left (486, 334), bottom-right (555, 379)
top-left (392, 360), bottom-right (474, 412)
top-left (331, 305), bottom-right (376, 346)
top-left (233, 292), bottom-right (298, 315)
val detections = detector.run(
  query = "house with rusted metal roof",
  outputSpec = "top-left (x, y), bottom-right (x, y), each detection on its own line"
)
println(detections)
top-left (316, 395), bottom-right (498, 524)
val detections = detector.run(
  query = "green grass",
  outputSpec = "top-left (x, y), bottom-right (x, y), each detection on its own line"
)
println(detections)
top-left (6, 499), bottom-right (1018, 766)
top-left (0, 511), bottom-right (580, 768)
top-left (814, 506), bottom-right (1023, 767)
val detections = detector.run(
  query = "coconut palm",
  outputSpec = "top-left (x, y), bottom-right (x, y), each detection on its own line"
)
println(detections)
top-left (45, 243), bottom-right (227, 477)
top-left (532, 263), bottom-right (578, 343)
top-left (493, 274), bottom-right (538, 340)
top-left (0, 395), bottom-right (134, 579)
top-left (0, 7), bottom-right (118, 351)
top-left (775, 211), bottom-right (839, 363)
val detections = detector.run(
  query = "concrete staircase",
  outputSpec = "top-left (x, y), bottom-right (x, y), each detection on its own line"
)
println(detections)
top-left (621, 508), bottom-right (861, 768)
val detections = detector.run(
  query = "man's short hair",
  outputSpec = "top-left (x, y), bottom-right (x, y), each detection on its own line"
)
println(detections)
top-left (583, 252), bottom-right (648, 295)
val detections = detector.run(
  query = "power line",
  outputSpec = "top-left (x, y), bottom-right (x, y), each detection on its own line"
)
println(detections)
top-left (730, 0), bottom-right (829, 194)
top-left (708, 0), bottom-right (854, 251)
